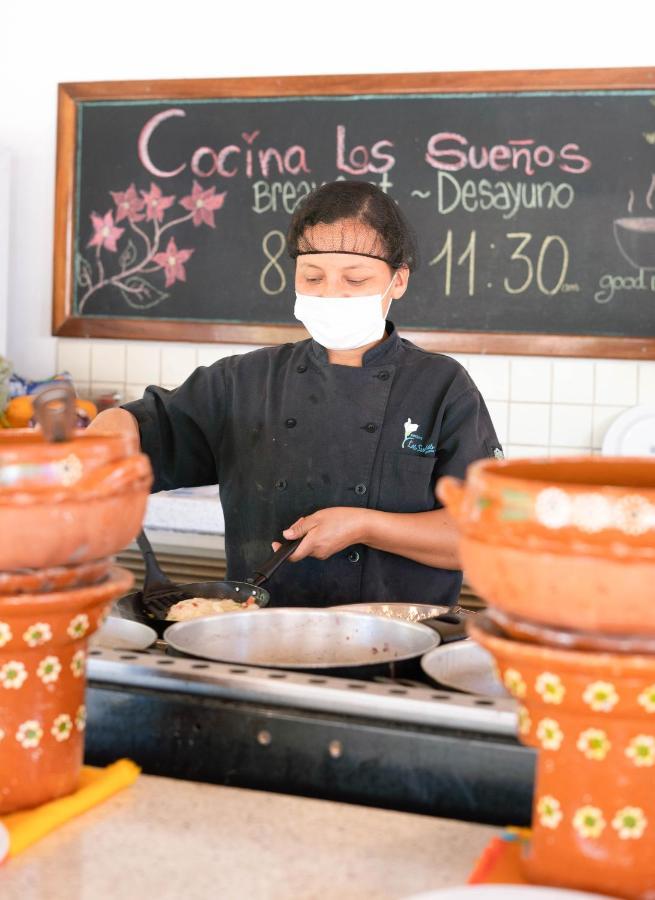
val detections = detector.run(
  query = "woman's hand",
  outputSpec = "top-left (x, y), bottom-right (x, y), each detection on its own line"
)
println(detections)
top-left (272, 507), bottom-right (370, 561)
top-left (273, 507), bottom-right (462, 570)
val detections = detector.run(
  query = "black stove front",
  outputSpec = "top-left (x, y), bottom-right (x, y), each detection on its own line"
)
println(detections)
top-left (84, 645), bottom-right (535, 827)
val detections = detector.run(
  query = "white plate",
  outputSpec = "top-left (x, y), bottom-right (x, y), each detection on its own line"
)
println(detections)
top-left (421, 640), bottom-right (508, 698)
top-left (90, 616), bottom-right (157, 651)
top-left (403, 887), bottom-right (614, 899)
top-left (601, 404), bottom-right (655, 457)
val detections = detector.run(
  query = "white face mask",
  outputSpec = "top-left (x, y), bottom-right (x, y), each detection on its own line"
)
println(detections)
top-left (294, 273), bottom-right (397, 351)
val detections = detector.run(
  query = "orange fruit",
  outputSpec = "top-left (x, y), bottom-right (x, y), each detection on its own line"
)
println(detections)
top-left (76, 398), bottom-right (97, 421)
top-left (5, 395), bottom-right (34, 428)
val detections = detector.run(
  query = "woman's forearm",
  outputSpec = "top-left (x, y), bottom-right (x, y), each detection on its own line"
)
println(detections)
top-left (86, 407), bottom-right (141, 444)
top-left (360, 508), bottom-right (462, 570)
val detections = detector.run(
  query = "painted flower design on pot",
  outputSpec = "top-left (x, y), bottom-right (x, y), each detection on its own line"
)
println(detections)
top-left (576, 728), bottom-right (611, 761)
top-left (571, 493), bottom-right (613, 533)
top-left (573, 805), bottom-right (606, 839)
top-left (535, 672), bottom-right (565, 705)
top-left (67, 614), bottom-right (89, 639)
top-left (23, 622), bottom-right (52, 647)
top-left (637, 684), bottom-right (655, 714)
top-left (0, 660), bottom-right (28, 690)
top-left (51, 714), bottom-right (73, 742)
top-left (612, 806), bottom-right (648, 840)
top-left (583, 681), bottom-right (619, 712)
top-left (70, 649), bottom-right (85, 678)
top-left (625, 734), bottom-right (655, 767)
top-left (75, 705), bottom-right (86, 732)
top-left (535, 488), bottom-right (572, 529)
top-left (537, 795), bottom-right (563, 829)
top-left (55, 453), bottom-right (83, 487)
top-left (503, 668), bottom-right (527, 698)
top-left (37, 655), bottom-right (62, 685)
top-left (536, 718), bottom-right (564, 750)
top-left (16, 720), bottom-right (43, 749)
top-left (518, 705), bottom-right (531, 736)
top-left (0, 622), bottom-right (12, 648)
top-left (613, 495), bottom-right (653, 536)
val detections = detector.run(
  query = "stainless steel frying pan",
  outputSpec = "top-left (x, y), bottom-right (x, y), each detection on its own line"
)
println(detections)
top-left (163, 607), bottom-right (467, 670)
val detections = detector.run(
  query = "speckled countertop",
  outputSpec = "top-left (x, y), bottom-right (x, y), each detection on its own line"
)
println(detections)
top-left (1, 774), bottom-right (498, 900)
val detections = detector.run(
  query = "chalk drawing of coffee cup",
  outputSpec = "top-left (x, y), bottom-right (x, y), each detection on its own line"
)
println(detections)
top-left (613, 217), bottom-right (655, 270)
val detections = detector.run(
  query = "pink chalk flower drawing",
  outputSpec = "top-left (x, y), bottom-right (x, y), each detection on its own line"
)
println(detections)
top-left (153, 238), bottom-right (194, 288)
top-left (76, 180), bottom-right (226, 312)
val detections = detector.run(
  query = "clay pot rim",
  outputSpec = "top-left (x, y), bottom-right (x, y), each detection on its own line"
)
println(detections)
top-left (469, 615), bottom-right (655, 673)
top-left (487, 606), bottom-right (655, 654)
top-left (0, 558), bottom-right (111, 596)
top-left (0, 428), bottom-right (138, 459)
top-left (0, 566), bottom-right (133, 611)
top-left (467, 454), bottom-right (655, 496)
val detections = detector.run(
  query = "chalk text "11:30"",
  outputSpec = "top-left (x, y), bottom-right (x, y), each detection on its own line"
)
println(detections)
top-left (429, 231), bottom-right (571, 297)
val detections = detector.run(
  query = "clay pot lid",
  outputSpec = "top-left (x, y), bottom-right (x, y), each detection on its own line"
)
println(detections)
top-left (0, 383), bottom-right (137, 492)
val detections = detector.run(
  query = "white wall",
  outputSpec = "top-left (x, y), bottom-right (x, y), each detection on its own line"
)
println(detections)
top-left (3, 1), bottom-right (655, 456)
top-left (0, 148), bottom-right (8, 357)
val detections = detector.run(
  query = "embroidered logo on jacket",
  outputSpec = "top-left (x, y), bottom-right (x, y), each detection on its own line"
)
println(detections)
top-left (402, 418), bottom-right (436, 456)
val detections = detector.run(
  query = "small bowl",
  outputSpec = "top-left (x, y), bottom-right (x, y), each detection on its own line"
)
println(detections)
top-left (90, 615), bottom-right (157, 651)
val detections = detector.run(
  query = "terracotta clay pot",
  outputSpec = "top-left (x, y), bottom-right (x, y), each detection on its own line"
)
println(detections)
top-left (0, 428), bottom-right (152, 570)
top-left (0, 566), bottom-right (133, 813)
top-left (438, 456), bottom-right (655, 635)
top-left (470, 615), bottom-right (655, 900)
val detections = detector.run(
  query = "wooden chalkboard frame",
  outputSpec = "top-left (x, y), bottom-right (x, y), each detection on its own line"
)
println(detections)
top-left (53, 68), bottom-right (655, 358)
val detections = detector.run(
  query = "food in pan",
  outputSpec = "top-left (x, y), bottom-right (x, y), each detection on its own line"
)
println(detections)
top-left (166, 596), bottom-right (259, 622)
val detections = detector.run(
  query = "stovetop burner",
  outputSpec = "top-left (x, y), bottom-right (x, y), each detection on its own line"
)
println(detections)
top-left (87, 641), bottom-right (517, 737)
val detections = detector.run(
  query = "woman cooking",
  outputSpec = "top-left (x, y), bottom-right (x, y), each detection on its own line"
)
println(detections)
top-left (88, 181), bottom-right (502, 606)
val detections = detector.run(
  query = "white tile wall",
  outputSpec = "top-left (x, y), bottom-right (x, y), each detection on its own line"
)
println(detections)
top-left (161, 346), bottom-right (197, 386)
top-left (552, 359), bottom-right (594, 405)
top-left (594, 360), bottom-right (638, 406)
top-left (549, 404), bottom-right (593, 449)
top-left (57, 340), bottom-right (91, 384)
top-left (126, 343), bottom-right (161, 385)
top-left (510, 358), bottom-right (552, 403)
top-left (639, 362), bottom-right (655, 405)
top-left (592, 405), bottom-right (630, 450)
top-left (484, 400), bottom-right (508, 445)
top-left (123, 383), bottom-right (150, 402)
top-left (91, 342), bottom-right (126, 383)
top-left (508, 402), bottom-right (551, 446)
top-left (467, 355), bottom-right (509, 401)
top-left (57, 338), bottom-right (654, 459)
top-left (504, 444), bottom-right (550, 458)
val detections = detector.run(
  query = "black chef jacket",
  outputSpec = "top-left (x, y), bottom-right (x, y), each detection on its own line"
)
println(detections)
top-left (123, 322), bottom-right (501, 607)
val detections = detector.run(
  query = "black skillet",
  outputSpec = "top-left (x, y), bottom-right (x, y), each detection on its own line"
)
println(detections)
top-left (115, 530), bottom-right (300, 637)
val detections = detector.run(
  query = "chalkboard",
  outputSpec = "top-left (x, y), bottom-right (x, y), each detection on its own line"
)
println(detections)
top-left (53, 70), bottom-right (655, 358)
